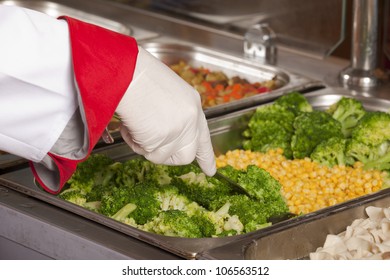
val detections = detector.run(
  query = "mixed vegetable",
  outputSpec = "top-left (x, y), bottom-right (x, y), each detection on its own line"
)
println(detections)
top-left (217, 92), bottom-right (390, 214)
top-left (242, 92), bottom-right (390, 173)
top-left (170, 61), bottom-right (277, 108)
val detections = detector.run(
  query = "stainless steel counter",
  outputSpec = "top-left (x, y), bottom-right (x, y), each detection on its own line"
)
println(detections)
top-left (1, 0), bottom-right (389, 260)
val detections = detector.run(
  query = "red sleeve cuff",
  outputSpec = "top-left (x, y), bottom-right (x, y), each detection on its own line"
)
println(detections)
top-left (32, 16), bottom-right (138, 194)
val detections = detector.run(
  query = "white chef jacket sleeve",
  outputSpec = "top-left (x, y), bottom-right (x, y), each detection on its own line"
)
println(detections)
top-left (0, 5), bottom-right (79, 162)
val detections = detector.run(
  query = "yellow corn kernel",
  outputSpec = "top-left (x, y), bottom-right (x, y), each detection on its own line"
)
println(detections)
top-left (215, 149), bottom-right (386, 215)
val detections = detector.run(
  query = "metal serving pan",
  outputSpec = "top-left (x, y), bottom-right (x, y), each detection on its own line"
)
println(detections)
top-left (198, 189), bottom-right (390, 260)
top-left (141, 41), bottom-right (322, 118)
top-left (0, 0), bottom-right (132, 35)
top-left (1, 90), bottom-right (390, 259)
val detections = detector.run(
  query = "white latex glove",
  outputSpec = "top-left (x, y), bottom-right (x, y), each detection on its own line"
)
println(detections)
top-left (116, 47), bottom-right (216, 176)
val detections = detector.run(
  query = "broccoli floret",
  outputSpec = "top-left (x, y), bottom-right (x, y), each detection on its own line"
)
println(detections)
top-left (242, 104), bottom-right (295, 158)
top-left (57, 188), bottom-right (87, 206)
top-left (121, 158), bottom-right (172, 186)
top-left (209, 164), bottom-right (289, 233)
top-left (240, 165), bottom-right (284, 201)
top-left (327, 97), bottom-right (366, 137)
top-left (345, 112), bottom-right (390, 172)
top-left (213, 165), bottom-right (289, 231)
top-left (120, 158), bottom-right (175, 186)
top-left (62, 154), bottom-right (126, 211)
top-left (142, 210), bottom-right (204, 238)
top-left (362, 143), bottom-right (390, 171)
top-left (310, 137), bottom-right (349, 167)
top-left (346, 139), bottom-right (390, 171)
top-left (233, 165), bottom-right (285, 202)
top-left (83, 201), bottom-right (102, 212)
top-left (100, 182), bottom-right (160, 225)
top-left (345, 139), bottom-right (377, 165)
top-left (126, 186), bottom-right (161, 225)
top-left (67, 153), bottom-right (115, 193)
top-left (273, 91), bottom-right (313, 115)
top-left (210, 195), bottom-right (275, 233)
top-left (189, 211), bottom-right (218, 237)
top-left (144, 164), bottom-right (172, 186)
top-left (202, 201), bottom-right (244, 236)
top-left (84, 182), bottom-right (113, 203)
top-left (173, 171), bottom-right (232, 209)
top-left (291, 111), bottom-right (344, 159)
top-left (166, 163), bottom-right (203, 177)
top-left (350, 111), bottom-right (390, 146)
top-left (218, 165), bottom-right (241, 182)
top-left (247, 104), bottom-right (296, 132)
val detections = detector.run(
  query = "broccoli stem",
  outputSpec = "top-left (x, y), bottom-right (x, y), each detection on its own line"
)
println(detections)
top-left (363, 153), bottom-right (390, 171)
top-left (111, 203), bottom-right (137, 221)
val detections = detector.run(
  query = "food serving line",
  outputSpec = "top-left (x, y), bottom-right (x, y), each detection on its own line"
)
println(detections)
top-left (1, 0), bottom-right (389, 259)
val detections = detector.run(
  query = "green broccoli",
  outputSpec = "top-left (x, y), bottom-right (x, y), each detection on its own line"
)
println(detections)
top-left (155, 184), bottom-right (195, 212)
top-left (111, 203), bottom-right (137, 222)
top-left (57, 188), bottom-right (87, 206)
top-left (219, 164), bottom-right (287, 202)
top-left (166, 163), bottom-right (203, 177)
top-left (242, 93), bottom-right (312, 159)
top-left (310, 137), bottom-right (350, 167)
top-left (291, 111), bottom-right (344, 159)
top-left (327, 97), bottom-right (366, 137)
top-left (359, 143), bottom-right (390, 171)
top-left (67, 153), bottom-right (115, 194)
top-left (200, 201), bottom-right (244, 236)
top-left (173, 171), bottom-right (232, 209)
top-left (344, 111), bottom-right (390, 172)
top-left (121, 158), bottom-right (171, 186)
top-left (273, 91), bottom-right (313, 115)
top-left (209, 165), bottom-right (289, 233)
top-left (350, 111), bottom-right (390, 146)
top-left (236, 165), bottom-right (286, 202)
top-left (99, 182), bottom-right (161, 225)
top-left (60, 155), bottom-right (290, 238)
top-left (209, 195), bottom-right (276, 233)
top-left (242, 104), bottom-right (295, 158)
top-left (142, 210), bottom-right (204, 238)
top-left (61, 154), bottom-right (126, 213)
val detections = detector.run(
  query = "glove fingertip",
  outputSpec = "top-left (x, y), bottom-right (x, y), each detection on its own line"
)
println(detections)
top-left (196, 157), bottom-right (217, 177)
top-left (119, 125), bottom-right (147, 156)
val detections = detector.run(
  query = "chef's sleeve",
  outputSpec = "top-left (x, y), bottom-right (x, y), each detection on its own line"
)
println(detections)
top-left (0, 5), bottom-right (138, 194)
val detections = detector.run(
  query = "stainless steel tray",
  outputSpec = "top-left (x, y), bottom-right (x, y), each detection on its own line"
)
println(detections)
top-left (141, 42), bottom-right (322, 118)
top-left (0, 0), bottom-right (132, 35)
top-left (0, 153), bottom-right (26, 172)
top-left (1, 91), bottom-right (390, 259)
top-left (198, 189), bottom-right (390, 260)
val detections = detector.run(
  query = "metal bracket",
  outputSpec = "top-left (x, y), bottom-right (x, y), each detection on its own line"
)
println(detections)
top-left (244, 23), bottom-right (277, 65)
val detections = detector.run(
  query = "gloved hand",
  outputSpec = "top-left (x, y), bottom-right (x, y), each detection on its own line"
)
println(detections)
top-left (116, 47), bottom-right (217, 176)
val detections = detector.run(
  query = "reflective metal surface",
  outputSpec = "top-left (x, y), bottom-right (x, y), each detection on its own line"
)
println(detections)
top-left (244, 23), bottom-right (277, 65)
top-left (142, 41), bottom-right (321, 118)
top-left (0, 0), bottom-right (133, 35)
top-left (340, 0), bottom-right (384, 89)
top-left (108, 0), bottom-right (346, 58)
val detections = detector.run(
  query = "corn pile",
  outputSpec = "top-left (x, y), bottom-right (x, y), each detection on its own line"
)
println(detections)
top-left (216, 149), bottom-right (386, 215)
